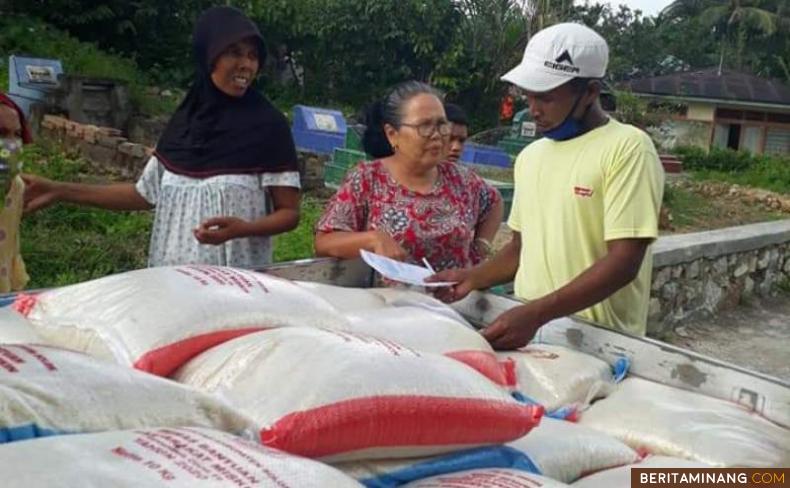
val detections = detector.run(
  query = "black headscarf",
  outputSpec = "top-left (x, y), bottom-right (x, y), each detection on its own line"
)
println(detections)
top-left (154, 6), bottom-right (298, 177)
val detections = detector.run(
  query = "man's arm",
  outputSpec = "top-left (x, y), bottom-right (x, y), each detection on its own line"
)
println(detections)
top-left (482, 238), bottom-right (650, 349)
top-left (430, 231), bottom-right (521, 302)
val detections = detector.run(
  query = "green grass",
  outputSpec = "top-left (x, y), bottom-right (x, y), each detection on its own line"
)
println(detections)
top-left (18, 144), bottom-right (152, 288)
top-left (662, 183), bottom-right (786, 233)
top-left (273, 196), bottom-right (323, 262)
top-left (692, 167), bottom-right (790, 196)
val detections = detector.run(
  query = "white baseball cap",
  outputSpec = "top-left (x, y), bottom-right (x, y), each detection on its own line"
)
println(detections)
top-left (501, 23), bottom-right (609, 93)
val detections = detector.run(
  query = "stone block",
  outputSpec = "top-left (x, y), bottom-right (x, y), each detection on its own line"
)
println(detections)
top-left (652, 267), bottom-right (671, 291)
top-left (97, 134), bottom-right (127, 149)
top-left (661, 282), bottom-right (679, 301)
top-left (757, 250), bottom-right (770, 269)
top-left (118, 142), bottom-right (134, 155)
top-left (97, 126), bottom-right (123, 137)
top-left (687, 260), bottom-right (700, 279)
top-left (712, 256), bottom-right (728, 275)
top-left (702, 280), bottom-right (723, 311)
top-left (744, 277), bottom-right (755, 296)
top-left (82, 125), bottom-right (99, 144)
top-left (748, 254), bottom-right (759, 272)
top-left (733, 262), bottom-right (749, 278)
top-left (648, 297), bottom-right (662, 319)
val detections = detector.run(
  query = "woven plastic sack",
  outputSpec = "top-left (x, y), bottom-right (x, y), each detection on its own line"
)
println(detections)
top-left (0, 427), bottom-right (363, 487)
top-left (498, 344), bottom-right (617, 412)
top-left (14, 266), bottom-right (346, 376)
top-left (507, 418), bottom-right (638, 483)
top-left (341, 307), bottom-right (512, 386)
top-left (295, 281), bottom-right (387, 313)
top-left (402, 468), bottom-right (569, 487)
top-left (370, 288), bottom-right (472, 326)
top-left (174, 327), bottom-right (543, 461)
top-left (571, 456), bottom-right (712, 488)
top-left (0, 307), bottom-right (42, 344)
top-left (578, 377), bottom-right (790, 467)
top-left (0, 344), bottom-right (253, 443)
top-left (334, 418), bottom-right (637, 487)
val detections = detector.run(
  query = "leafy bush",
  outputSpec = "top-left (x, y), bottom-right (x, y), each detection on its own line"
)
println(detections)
top-left (674, 146), bottom-right (755, 172)
top-left (674, 146), bottom-right (790, 195)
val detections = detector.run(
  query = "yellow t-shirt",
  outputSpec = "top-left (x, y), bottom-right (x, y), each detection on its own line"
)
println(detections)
top-left (508, 118), bottom-right (664, 335)
top-left (0, 175), bottom-right (29, 292)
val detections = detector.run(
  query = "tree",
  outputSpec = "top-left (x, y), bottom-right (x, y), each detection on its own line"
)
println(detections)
top-left (663, 0), bottom-right (780, 73)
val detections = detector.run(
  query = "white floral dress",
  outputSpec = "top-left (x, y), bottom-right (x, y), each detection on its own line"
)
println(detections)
top-left (135, 156), bottom-right (300, 268)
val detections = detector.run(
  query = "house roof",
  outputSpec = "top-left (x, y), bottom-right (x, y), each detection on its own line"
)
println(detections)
top-left (622, 69), bottom-right (790, 107)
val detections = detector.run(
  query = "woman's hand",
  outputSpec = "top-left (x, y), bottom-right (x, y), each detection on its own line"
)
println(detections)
top-left (194, 216), bottom-right (250, 245)
top-left (368, 230), bottom-right (408, 261)
top-left (21, 174), bottom-right (62, 214)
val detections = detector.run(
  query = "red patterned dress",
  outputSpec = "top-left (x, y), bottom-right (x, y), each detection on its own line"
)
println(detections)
top-left (316, 160), bottom-right (501, 271)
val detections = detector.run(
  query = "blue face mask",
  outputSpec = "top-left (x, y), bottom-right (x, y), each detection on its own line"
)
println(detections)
top-left (542, 91), bottom-right (590, 141)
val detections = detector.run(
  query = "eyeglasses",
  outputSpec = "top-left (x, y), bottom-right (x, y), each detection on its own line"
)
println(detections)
top-left (400, 121), bottom-right (452, 138)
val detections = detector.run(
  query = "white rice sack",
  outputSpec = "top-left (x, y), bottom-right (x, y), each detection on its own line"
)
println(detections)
top-left (403, 469), bottom-right (569, 487)
top-left (571, 456), bottom-right (712, 488)
top-left (508, 418), bottom-right (639, 483)
top-left (14, 266), bottom-right (346, 376)
top-left (295, 281), bottom-right (387, 313)
top-left (498, 344), bottom-right (615, 411)
top-left (334, 446), bottom-right (540, 486)
top-left (0, 427), bottom-right (363, 488)
top-left (0, 307), bottom-right (42, 344)
top-left (370, 288), bottom-right (472, 326)
top-left (342, 307), bottom-right (512, 386)
top-left (0, 344), bottom-right (253, 443)
top-left (334, 419), bottom-right (637, 486)
top-left (174, 327), bottom-right (543, 462)
top-left (578, 377), bottom-right (790, 467)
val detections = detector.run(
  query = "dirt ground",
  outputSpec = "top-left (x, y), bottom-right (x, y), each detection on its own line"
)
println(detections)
top-left (662, 293), bottom-right (790, 381)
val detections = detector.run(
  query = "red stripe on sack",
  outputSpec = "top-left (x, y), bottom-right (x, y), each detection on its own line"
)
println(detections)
top-left (134, 327), bottom-right (268, 377)
top-left (12, 293), bottom-right (39, 316)
top-left (260, 395), bottom-right (544, 458)
top-left (502, 357), bottom-right (517, 388)
top-left (445, 351), bottom-right (510, 386)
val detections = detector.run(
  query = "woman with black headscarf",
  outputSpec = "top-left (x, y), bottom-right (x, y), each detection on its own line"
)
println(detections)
top-left (22, 7), bottom-right (301, 268)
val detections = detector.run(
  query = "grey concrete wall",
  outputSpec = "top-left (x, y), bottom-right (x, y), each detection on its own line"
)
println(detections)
top-left (648, 220), bottom-right (790, 337)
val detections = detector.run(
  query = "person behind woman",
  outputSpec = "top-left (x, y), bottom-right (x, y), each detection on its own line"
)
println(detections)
top-left (314, 81), bottom-right (503, 270)
top-left (443, 102), bottom-right (469, 164)
top-left (22, 6), bottom-right (301, 268)
top-left (443, 102), bottom-right (500, 259)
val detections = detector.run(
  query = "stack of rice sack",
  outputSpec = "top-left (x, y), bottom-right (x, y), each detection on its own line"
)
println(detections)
top-left (4, 268), bottom-right (788, 487)
top-left (0, 269), bottom-right (541, 486)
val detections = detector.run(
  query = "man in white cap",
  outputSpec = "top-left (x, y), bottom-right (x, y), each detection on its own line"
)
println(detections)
top-left (430, 23), bottom-right (664, 348)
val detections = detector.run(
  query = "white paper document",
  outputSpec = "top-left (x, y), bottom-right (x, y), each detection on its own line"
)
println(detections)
top-left (359, 249), bottom-right (458, 287)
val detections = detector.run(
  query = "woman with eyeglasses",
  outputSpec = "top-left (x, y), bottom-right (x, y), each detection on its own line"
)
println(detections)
top-left (314, 81), bottom-right (503, 271)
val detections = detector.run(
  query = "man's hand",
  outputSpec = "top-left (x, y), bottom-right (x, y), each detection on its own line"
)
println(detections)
top-left (194, 217), bottom-right (249, 245)
top-left (426, 268), bottom-right (477, 303)
top-left (482, 302), bottom-right (549, 349)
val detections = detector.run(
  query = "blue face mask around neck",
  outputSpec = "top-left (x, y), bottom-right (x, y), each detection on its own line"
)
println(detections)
top-left (541, 90), bottom-right (591, 141)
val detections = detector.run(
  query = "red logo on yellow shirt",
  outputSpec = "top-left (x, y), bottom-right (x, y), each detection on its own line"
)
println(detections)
top-left (574, 186), bottom-right (594, 197)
